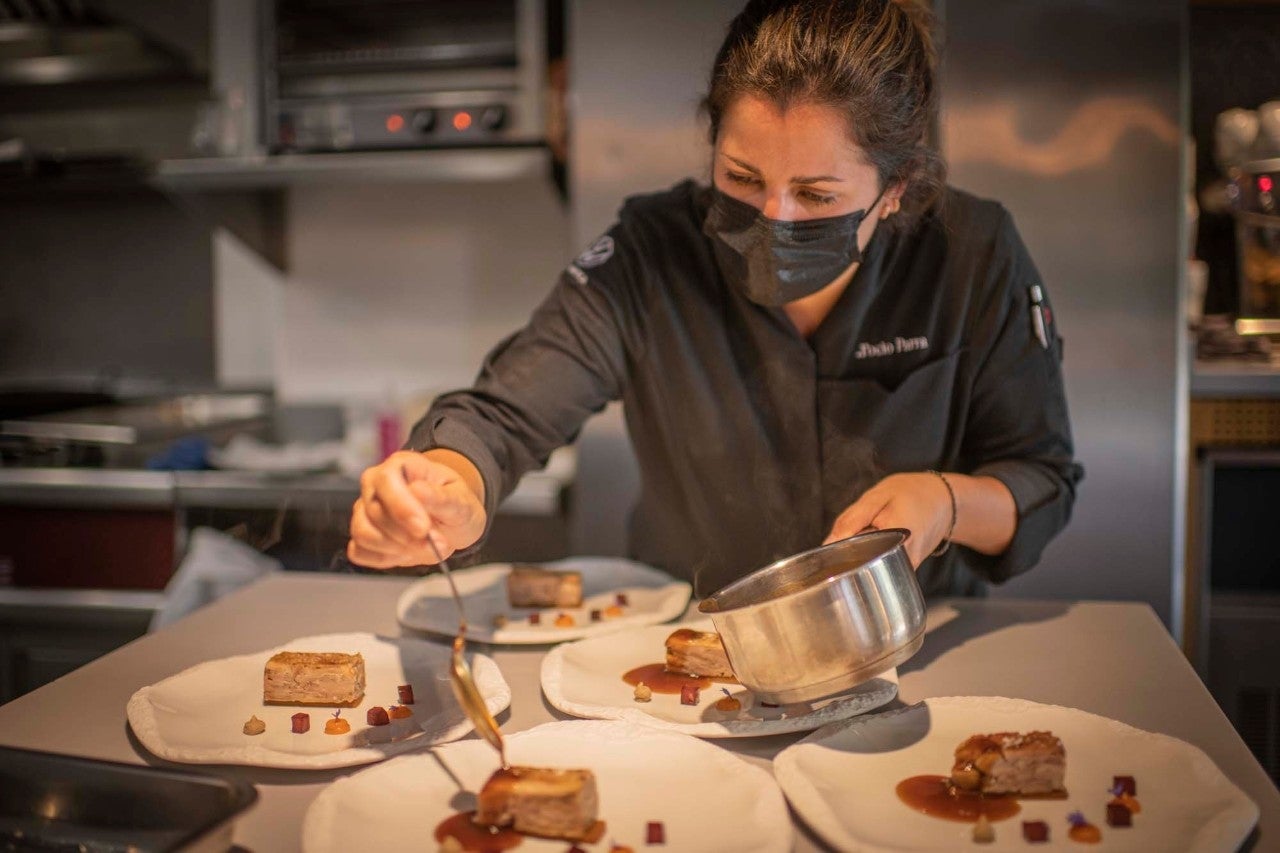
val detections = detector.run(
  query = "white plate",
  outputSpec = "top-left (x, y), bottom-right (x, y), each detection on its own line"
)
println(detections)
top-left (773, 696), bottom-right (1260, 852)
top-left (127, 632), bottom-right (510, 769)
top-left (302, 719), bottom-right (792, 853)
top-left (395, 557), bottom-right (692, 643)
top-left (542, 620), bottom-right (898, 738)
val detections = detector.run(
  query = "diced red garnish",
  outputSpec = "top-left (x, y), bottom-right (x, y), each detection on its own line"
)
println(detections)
top-left (1106, 802), bottom-right (1132, 827)
top-left (366, 706), bottom-right (390, 726)
top-left (590, 609), bottom-right (602, 622)
top-left (291, 712), bottom-right (310, 734)
top-left (397, 683), bottom-right (415, 704)
top-left (615, 593), bottom-right (629, 606)
top-left (1022, 820), bottom-right (1049, 843)
top-left (646, 821), bottom-right (665, 844)
top-left (1113, 775), bottom-right (1136, 796)
top-left (679, 684), bottom-right (699, 706)
top-left (529, 613), bottom-right (541, 625)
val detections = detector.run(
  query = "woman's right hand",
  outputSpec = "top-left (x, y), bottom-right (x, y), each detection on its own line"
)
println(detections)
top-left (347, 449), bottom-right (487, 570)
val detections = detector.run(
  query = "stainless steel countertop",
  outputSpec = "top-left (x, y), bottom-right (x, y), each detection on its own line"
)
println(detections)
top-left (1192, 357), bottom-right (1280, 398)
top-left (0, 573), bottom-right (1273, 852)
top-left (0, 467), bottom-right (568, 516)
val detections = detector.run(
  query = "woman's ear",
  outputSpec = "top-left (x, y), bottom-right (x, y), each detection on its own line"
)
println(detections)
top-left (880, 181), bottom-right (907, 219)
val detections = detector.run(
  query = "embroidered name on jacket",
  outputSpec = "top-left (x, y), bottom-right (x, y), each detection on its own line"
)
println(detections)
top-left (854, 336), bottom-right (929, 359)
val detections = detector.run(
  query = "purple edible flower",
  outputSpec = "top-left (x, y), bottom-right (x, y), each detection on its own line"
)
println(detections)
top-left (1067, 811), bottom-right (1087, 827)
top-left (331, 709), bottom-right (342, 719)
top-left (1108, 782), bottom-right (1127, 797)
top-left (721, 687), bottom-right (732, 698)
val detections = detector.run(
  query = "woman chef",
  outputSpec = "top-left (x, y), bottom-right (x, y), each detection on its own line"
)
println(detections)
top-left (347, 0), bottom-right (1083, 599)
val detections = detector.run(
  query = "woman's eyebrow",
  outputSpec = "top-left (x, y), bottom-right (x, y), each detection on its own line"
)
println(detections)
top-left (723, 153), bottom-right (763, 174)
top-left (791, 173), bottom-right (844, 184)
top-left (722, 153), bottom-right (844, 185)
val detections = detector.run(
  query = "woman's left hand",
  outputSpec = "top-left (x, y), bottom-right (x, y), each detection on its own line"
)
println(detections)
top-left (824, 472), bottom-right (953, 568)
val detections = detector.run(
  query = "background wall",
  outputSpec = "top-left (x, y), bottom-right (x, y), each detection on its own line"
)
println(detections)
top-left (938, 0), bottom-right (1186, 626)
top-left (0, 191), bottom-right (215, 387)
top-left (212, 177), bottom-right (571, 414)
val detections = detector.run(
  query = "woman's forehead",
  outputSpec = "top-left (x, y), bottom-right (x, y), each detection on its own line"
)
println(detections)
top-left (716, 94), bottom-right (873, 179)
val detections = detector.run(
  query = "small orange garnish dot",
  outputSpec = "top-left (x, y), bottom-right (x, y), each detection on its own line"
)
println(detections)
top-left (1116, 793), bottom-right (1141, 814)
top-left (603, 605), bottom-right (624, 618)
top-left (714, 695), bottom-right (742, 712)
top-left (1068, 823), bottom-right (1102, 843)
top-left (387, 705), bottom-right (413, 720)
top-left (554, 613), bottom-right (576, 628)
top-left (324, 717), bottom-right (351, 735)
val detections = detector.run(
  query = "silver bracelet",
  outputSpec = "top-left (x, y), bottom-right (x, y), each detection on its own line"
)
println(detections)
top-left (927, 470), bottom-right (956, 557)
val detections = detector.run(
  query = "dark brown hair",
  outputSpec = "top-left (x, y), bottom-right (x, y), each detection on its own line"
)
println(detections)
top-left (704, 0), bottom-right (945, 225)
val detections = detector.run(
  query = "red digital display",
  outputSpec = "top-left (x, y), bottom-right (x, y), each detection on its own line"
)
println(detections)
top-left (452, 111), bottom-right (473, 131)
top-left (385, 114), bottom-right (405, 133)
top-left (1260, 175), bottom-right (1274, 194)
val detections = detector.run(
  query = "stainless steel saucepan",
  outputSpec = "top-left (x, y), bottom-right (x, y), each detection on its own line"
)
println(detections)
top-left (697, 528), bottom-right (925, 704)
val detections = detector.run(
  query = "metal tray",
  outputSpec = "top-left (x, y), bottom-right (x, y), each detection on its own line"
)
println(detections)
top-left (0, 746), bottom-right (257, 853)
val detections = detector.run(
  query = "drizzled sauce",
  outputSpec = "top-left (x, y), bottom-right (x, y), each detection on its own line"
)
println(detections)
top-left (895, 775), bottom-right (1021, 823)
top-left (434, 811), bottom-right (522, 851)
top-left (622, 663), bottom-right (711, 694)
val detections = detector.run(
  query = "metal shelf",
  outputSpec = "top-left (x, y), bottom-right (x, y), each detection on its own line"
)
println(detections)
top-left (151, 146), bottom-right (551, 190)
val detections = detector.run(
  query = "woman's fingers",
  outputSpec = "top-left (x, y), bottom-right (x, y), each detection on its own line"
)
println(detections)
top-left (361, 458), bottom-right (429, 539)
top-left (349, 498), bottom-right (445, 568)
top-left (363, 494), bottom-right (421, 549)
top-left (824, 491), bottom-right (884, 544)
top-left (348, 450), bottom-right (484, 570)
top-left (349, 501), bottom-right (405, 557)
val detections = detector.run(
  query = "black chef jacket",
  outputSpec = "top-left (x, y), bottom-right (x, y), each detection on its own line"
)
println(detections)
top-left (408, 180), bottom-right (1083, 599)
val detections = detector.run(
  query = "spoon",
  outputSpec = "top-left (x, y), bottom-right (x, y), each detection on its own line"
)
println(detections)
top-left (424, 533), bottom-right (508, 769)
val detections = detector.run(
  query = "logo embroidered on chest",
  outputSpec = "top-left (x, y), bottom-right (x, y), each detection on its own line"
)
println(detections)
top-left (575, 235), bottom-right (615, 269)
top-left (854, 335), bottom-right (929, 359)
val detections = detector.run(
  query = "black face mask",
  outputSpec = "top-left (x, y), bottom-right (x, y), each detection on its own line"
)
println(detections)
top-left (702, 185), bottom-right (883, 306)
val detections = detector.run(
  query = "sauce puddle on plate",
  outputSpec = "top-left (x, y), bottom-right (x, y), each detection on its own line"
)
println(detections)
top-left (434, 811), bottom-right (608, 851)
top-left (895, 775), bottom-right (1022, 822)
top-left (434, 811), bottom-right (523, 851)
top-left (622, 663), bottom-right (738, 694)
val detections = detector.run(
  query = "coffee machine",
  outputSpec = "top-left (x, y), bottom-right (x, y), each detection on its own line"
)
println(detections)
top-left (1235, 156), bottom-right (1280, 335)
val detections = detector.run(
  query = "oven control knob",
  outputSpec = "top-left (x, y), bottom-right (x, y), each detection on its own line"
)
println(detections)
top-left (479, 106), bottom-right (507, 131)
top-left (412, 109), bottom-right (437, 134)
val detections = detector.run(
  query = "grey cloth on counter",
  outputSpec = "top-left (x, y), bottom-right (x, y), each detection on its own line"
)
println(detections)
top-left (408, 181), bottom-right (1084, 599)
top-left (150, 527), bottom-right (281, 631)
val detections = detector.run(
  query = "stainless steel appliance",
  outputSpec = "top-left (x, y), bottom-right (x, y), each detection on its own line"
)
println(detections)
top-left (265, 0), bottom-right (546, 153)
top-left (1234, 158), bottom-right (1280, 335)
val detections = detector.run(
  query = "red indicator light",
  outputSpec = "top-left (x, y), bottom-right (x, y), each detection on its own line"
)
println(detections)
top-left (452, 111), bottom-right (473, 131)
top-left (1260, 175), bottom-right (1274, 193)
top-left (385, 113), bottom-right (405, 133)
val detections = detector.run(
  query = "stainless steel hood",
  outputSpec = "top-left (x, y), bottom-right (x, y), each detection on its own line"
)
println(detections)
top-left (0, 2), bottom-right (210, 177)
top-left (0, 10), bottom-right (192, 87)
top-left (0, 1), bottom-right (553, 194)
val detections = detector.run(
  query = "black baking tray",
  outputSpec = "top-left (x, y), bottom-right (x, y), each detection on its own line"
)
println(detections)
top-left (0, 746), bottom-right (257, 853)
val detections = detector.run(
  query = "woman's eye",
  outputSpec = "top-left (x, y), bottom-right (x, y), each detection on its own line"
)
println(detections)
top-left (800, 190), bottom-right (836, 206)
top-left (726, 171), bottom-right (762, 187)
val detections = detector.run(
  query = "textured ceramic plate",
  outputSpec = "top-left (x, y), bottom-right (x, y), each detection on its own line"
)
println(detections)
top-left (541, 620), bottom-right (898, 738)
top-left (127, 632), bottom-right (510, 769)
top-left (773, 696), bottom-right (1260, 852)
top-left (302, 719), bottom-right (792, 853)
top-left (395, 557), bottom-right (692, 643)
